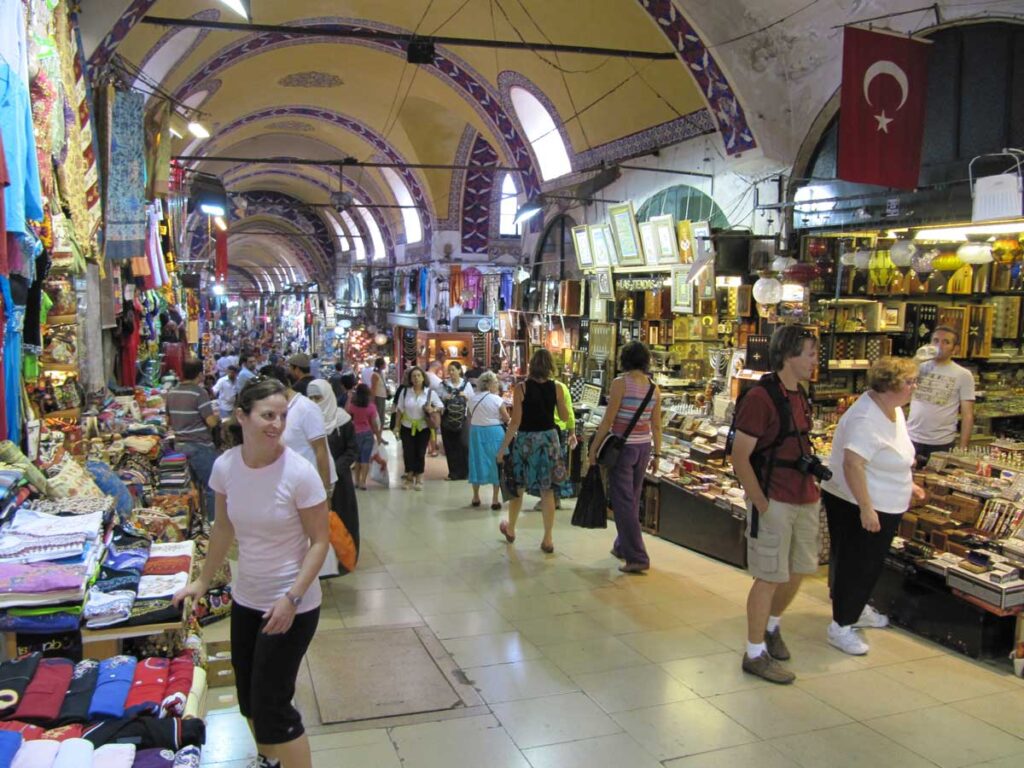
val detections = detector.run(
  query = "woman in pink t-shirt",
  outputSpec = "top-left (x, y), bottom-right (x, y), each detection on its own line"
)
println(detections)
top-left (174, 377), bottom-right (328, 768)
top-left (346, 383), bottom-right (382, 490)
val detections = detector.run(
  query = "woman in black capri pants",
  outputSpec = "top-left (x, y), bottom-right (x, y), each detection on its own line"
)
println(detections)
top-left (175, 377), bottom-right (329, 768)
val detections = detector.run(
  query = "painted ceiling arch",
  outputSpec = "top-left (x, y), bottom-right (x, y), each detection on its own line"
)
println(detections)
top-left (226, 221), bottom-right (317, 282)
top-left (192, 105), bottom-right (433, 243)
top-left (222, 167), bottom-right (396, 257)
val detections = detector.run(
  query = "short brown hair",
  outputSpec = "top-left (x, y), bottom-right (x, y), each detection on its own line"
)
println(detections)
top-left (528, 348), bottom-right (555, 380)
top-left (769, 325), bottom-right (817, 372)
top-left (867, 356), bottom-right (918, 393)
top-left (931, 325), bottom-right (960, 345)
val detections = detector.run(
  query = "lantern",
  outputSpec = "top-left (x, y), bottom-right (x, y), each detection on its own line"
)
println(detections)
top-left (889, 239), bottom-right (917, 267)
top-left (839, 251), bottom-right (858, 267)
top-left (853, 250), bottom-right (872, 270)
top-left (771, 256), bottom-right (797, 273)
top-left (806, 238), bottom-right (829, 259)
top-left (752, 276), bottom-right (783, 305)
top-left (783, 262), bottom-right (819, 285)
top-left (911, 248), bottom-right (937, 274)
top-left (374, 333), bottom-right (389, 346)
top-left (992, 238), bottom-right (1022, 264)
top-left (956, 242), bottom-right (993, 265)
top-left (869, 250), bottom-right (896, 286)
top-left (932, 251), bottom-right (964, 272)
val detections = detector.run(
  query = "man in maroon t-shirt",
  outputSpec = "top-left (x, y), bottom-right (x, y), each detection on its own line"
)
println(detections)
top-left (731, 325), bottom-right (821, 684)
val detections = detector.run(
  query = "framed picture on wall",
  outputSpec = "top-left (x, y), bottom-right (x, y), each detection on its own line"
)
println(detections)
top-left (670, 266), bottom-right (694, 313)
top-left (608, 202), bottom-right (645, 267)
top-left (594, 268), bottom-right (615, 300)
top-left (677, 220), bottom-right (695, 263)
top-left (589, 225), bottom-right (612, 267)
top-left (639, 221), bottom-right (659, 267)
top-left (572, 225), bottom-right (593, 270)
top-left (691, 220), bottom-right (712, 261)
top-left (650, 214), bottom-right (680, 264)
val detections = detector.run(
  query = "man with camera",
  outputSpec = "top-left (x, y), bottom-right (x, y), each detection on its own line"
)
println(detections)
top-left (730, 325), bottom-right (826, 684)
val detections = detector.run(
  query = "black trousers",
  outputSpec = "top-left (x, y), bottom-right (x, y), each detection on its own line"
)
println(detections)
top-left (912, 440), bottom-right (954, 468)
top-left (231, 602), bottom-right (320, 745)
top-left (441, 427), bottom-right (468, 480)
top-left (400, 425), bottom-right (431, 475)
top-left (824, 491), bottom-right (902, 627)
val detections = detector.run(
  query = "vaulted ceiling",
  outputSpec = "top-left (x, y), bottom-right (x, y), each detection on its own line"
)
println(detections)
top-left (77, 1), bottom-right (1015, 292)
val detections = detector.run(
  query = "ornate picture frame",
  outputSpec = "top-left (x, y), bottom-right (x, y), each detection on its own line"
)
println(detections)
top-left (594, 267), bottom-right (615, 300)
top-left (670, 266), bottom-right (694, 313)
top-left (639, 221), bottom-right (659, 267)
top-left (572, 225), bottom-right (593, 271)
top-left (608, 202), bottom-right (645, 267)
top-left (589, 224), bottom-right (612, 268)
top-left (650, 214), bottom-right (680, 264)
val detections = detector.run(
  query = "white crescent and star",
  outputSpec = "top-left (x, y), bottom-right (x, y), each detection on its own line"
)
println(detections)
top-left (862, 59), bottom-right (910, 133)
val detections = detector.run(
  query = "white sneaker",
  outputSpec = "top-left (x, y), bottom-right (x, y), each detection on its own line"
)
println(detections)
top-left (828, 623), bottom-right (869, 655)
top-left (854, 604), bottom-right (889, 629)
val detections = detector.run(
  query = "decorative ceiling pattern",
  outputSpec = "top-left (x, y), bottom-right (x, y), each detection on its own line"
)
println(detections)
top-left (277, 71), bottom-right (344, 88)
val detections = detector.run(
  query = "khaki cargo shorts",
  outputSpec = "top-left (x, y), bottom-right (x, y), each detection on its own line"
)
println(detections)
top-left (746, 499), bottom-right (820, 583)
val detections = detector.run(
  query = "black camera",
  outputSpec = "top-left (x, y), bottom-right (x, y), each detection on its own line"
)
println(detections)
top-left (796, 454), bottom-right (832, 482)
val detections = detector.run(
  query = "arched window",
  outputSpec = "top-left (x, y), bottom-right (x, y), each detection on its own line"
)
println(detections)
top-left (340, 210), bottom-right (366, 261)
top-left (510, 87), bottom-right (571, 181)
top-left (380, 167), bottom-right (422, 244)
top-left (499, 173), bottom-right (521, 236)
top-left (354, 202), bottom-right (387, 261)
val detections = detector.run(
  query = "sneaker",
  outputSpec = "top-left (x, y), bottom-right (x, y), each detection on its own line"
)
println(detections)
top-left (414, 479), bottom-right (423, 491)
top-left (828, 623), bottom-right (869, 655)
top-left (764, 627), bottom-right (791, 661)
top-left (742, 652), bottom-right (795, 684)
top-left (247, 756), bottom-right (281, 768)
top-left (402, 477), bottom-right (412, 490)
top-left (854, 604), bottom-right (889, 629)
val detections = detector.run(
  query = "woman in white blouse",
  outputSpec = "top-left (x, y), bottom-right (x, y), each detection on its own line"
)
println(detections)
top-left (395, 366), bottom-right (443, 490)
top-left (467, 371), bottom-right (510, 509)
top-left (821, 356), bottom-right (926, 656)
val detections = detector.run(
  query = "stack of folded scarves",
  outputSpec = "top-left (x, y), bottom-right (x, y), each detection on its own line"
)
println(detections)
top-left (128, 542), bottom-right (194, 627)
top-left (83, 528), bottom-right (151, 629)
top-left (156, 454), bottom-right (190, 495)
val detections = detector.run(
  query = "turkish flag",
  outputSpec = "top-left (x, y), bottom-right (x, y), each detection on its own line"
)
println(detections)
top-left (837, 27), bottom-right (930, 190)
top-left (215, 230), bottom-right (228, 282)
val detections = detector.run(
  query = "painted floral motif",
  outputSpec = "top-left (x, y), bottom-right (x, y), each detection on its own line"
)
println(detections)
top-left (462, 136), bottom-right (498, 255)
top-left (278, 71), bottom-right (344, 87)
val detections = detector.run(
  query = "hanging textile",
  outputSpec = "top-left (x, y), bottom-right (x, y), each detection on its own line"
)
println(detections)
top-left (52, 9), bottom-right (90, 249)
top-left (214, 230), bottom-right (227, 282)
top-left (145, 101), bottom-right (171, 199)
top-left (146, 204), bottom-right (168, 288)
top-left (0, 62), bottom-right (45, 239)
top-left (0, 0), bottom-right (30, 88)
top-left (499, 270), bottom-right (513, 310)
top-left (0, 275), bottom-right (24, 444)
top-left (462, 267), bottom-right (482, 311)
top-left (449, 264), bottom-right (462, 308)
top-left (102, 87), bottom-right (147, 262)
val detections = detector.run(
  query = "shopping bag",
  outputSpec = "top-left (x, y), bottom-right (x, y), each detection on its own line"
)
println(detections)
top-left (571, 466), bottom-right (609, 529)
top-left (329, 511), bottom-right (358, 573)
top-left (369, 446), bottom-right (390, 488)
top-left (498, 448), bottom-right (517, 502)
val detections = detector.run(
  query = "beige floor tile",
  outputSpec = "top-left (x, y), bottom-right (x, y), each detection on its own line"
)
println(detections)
top-left (343, 607), bottom-right (424, 628)
top-left (620, 626), bottom-right (728, 663)
top-left (689, 615), bottom-right (750, 652)
top-left (559, 586), bottom-right (652, 612)
top-left (661, 595), bottom-right (747, 624)
top-left (407, 589), bottom-right (491, 615)
top-left (442, 631), bottom-right (543, 668)
top-left (486, 592), bottom-right (576, 621)
top-left (660, 652), bottom-right (770, 697)
top-left (206, 686), bottom-right (239, 713)
top-left (710, 685), bottom-right (851, 738)
top-left (663, 742), bottom-right (801, 768)
top-left (612, 699), bottom-right (758, 761)
top-left (962, 755), bottom-right (1024, 768)
top-left (584, 603), bottom-right (688, 634)
top-left (522, 732), bottom-right (663, 768)
top-left (311, 739), bottom-right (402, 768)
top-left (309, 728), bottom-right (391, 751)
top-left (796, 668), bottom-right (941, 720)
top-left (334, 587), bottom-right (415, 615)
top-left (777, 637), bottom-right (868, 679)
top-left (540, 636), bottom-right (651, 676)
top-left (328, 570), bottom-right (398, 591)
top-left (389, 714), bottom-right (530, 768)
top-left (572, 663), bottom-right (697, 713)
top-left (202, 712), bottom-right (256, 764)
top-left (769, 722), bottom-right (937, 768)
top-left (393, 574), bottom-right (476, 597)
top-left (464, 658), bottom-right (578, 703)
top-left (852, 626), bottom-right (949, 667)
top-left (512, 612), bottom-right (609, 646)
top-left (876, 655), bottom-right (1019, 703)
top-left (954, 689), bottom-right (1024, 738)
top-left (491, 691), bottom-right (621, 749)
top-left (422, 608), bottom-right (514, 639)
top-left (866, 705), bottom-right (1024, 768)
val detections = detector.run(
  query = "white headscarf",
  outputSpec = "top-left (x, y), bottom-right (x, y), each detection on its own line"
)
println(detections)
top-left (308, 379), bottom-right (350, 432)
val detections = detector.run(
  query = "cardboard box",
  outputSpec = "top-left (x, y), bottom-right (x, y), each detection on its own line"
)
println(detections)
top-left (206, 641), bottom-right (235, 688)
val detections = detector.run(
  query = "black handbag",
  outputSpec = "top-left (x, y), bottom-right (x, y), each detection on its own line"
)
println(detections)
top-left (571, 466), bottom-right (608, 529)
top-left (596, 382), bottom-right (655, 467)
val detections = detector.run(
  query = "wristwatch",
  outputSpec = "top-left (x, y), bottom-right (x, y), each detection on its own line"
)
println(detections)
top-left (285, 591), bottom-right (302, 607)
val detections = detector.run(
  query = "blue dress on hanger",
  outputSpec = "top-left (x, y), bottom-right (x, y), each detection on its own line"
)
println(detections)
top-left (0, 276), bottom-right (24, 445)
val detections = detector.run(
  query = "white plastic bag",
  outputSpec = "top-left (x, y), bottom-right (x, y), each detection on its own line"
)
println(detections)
top-left (369, 445), bottom-right (390, 488)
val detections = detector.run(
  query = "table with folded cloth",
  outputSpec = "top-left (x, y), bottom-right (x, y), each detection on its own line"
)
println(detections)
top-left (82, 529), bottom-right (150, 629)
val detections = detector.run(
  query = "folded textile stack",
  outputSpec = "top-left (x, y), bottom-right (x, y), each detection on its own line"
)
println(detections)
top-left (83, 528), bottom-right (151, 629)
top-left (124, 541), bottom-right (193, 628)
top-left (157, 454), bottom-right (191, 494)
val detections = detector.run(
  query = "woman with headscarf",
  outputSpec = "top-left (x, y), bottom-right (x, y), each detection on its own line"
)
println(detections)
top-left (308, 379), bottom-right (359, 573)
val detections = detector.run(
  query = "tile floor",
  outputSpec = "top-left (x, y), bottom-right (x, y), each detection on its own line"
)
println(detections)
top-left (201, 452), bottom-right (1024, 767)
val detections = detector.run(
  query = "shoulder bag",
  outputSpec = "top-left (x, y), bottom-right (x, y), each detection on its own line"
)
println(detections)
top-left (596, 382), bottom-right (655, 468)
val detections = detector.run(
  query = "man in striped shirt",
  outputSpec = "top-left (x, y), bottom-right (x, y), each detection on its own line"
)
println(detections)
top-left (165, 359), bottom-right (220, 521)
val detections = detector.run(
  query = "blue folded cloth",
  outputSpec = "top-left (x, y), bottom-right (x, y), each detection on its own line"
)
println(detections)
top-left (0, 731), bottom-right (22, 768)
top-left (87, 655), bottom-right (138, 720)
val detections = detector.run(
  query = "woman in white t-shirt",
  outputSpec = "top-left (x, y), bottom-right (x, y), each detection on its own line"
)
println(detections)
top-left (822, 357), bottom-right (925, 656)
top-left (467, 371), bottom-right (510, 510)
top-left (174, 377), bottom-right (328, 768)
top-left (395, 366), bottom-right (443, 490)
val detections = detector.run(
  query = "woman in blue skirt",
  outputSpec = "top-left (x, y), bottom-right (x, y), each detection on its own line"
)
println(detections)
top-left (497, 349), bottom-right (569, 553)
top-left (467, 371), bottom-right (510, 509)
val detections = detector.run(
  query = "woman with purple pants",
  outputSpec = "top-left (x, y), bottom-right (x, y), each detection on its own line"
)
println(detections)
top-left (589, 342), bottom-right (662, 573)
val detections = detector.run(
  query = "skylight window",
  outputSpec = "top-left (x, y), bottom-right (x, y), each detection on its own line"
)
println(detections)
top-left (380, 167), bottom-right (422, 244)
top-left (510, 86), bottom-right (571, 181)
top-left (499, 173), bottom-right (521, 236)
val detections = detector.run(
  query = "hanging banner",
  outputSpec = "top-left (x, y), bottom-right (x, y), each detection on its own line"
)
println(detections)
top-left (837, 27), bottom-right (930, 190)
top-left (215, 230), bottom-right (228, 282)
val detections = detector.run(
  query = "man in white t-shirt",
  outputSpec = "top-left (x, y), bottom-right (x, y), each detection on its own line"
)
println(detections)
top-left (906, 325), bottom-right (975, 464)
top-left (212, 366), bottom-right (240, 418)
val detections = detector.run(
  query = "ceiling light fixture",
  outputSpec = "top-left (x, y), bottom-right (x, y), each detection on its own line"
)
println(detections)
top-left (169, 126), bottom-right (182, 138)
top-left (187, 121), bottom-right (210, 139)
top-left (513, 198), bottom-right (544, 226)
top-left (200, 203), bottom-right (225, 217)
top-left (218, 0), bottom-right (250, 21)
